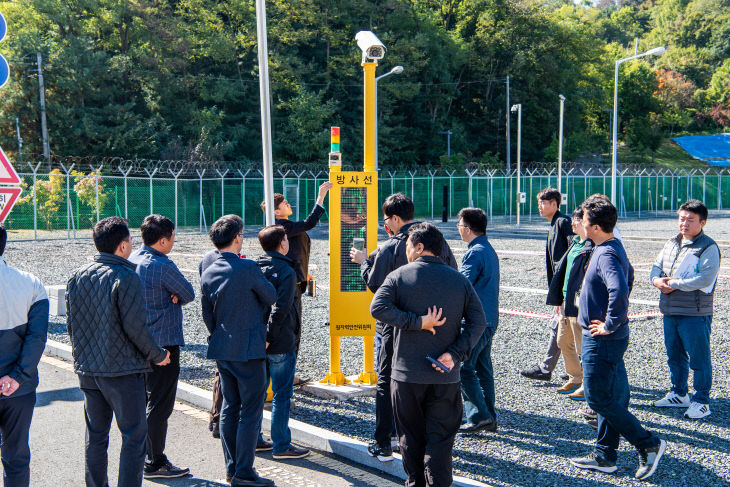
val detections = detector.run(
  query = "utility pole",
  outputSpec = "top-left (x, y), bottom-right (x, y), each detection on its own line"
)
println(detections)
top-left (505, 75), bottom-right (511, 172)
top-left (36, 52), bottom-right (50, 168)
top-left (15, 117), bottom-right (22, 166)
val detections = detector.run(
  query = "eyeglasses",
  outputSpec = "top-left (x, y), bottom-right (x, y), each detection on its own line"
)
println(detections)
top-left (456, 223), bottom-right (469, 229)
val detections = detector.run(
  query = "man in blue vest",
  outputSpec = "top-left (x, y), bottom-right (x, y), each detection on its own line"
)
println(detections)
top-left (650, 200), bottom-right (720, 420)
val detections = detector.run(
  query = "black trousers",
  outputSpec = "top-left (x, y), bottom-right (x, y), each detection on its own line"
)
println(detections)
top-left (79, 373), bottom-right (147, 487)
top-left (391, 380), bottom-right (462, 487)
top-left (0, 392), bottom-right (36, 487)
top-left (374, 324), bottom-right (395, 447)
top-left (145, 345), bottom-right (180, 468)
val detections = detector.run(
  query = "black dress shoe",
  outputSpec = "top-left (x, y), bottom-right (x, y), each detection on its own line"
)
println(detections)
top-left (212, 423), bottom-right (220, 439)
top-left (459, 418), bottom-right (497, 433)
top-left (256, 439), bottom-right (274, 452)
top-left (230, 475), bottom-right (275, 487)
top-left (520, 365), bottom-right (552, 381)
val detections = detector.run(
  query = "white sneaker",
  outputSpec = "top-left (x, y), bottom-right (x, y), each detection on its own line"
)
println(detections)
top-left (653, 392), bottom-right (690, 408)
top-left (684, 401), bottom-right (711, 419)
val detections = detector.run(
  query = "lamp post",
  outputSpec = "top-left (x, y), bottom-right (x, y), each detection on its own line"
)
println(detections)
top-left (611, 46), bottom-right (666, 203)
top-left (558, 94), bottom-right (565, 200)
top-left (511, 104), bottom-right (522, 226)
top-left (374, 65), bottom-right (404, 171)
top-left (255, 0), bottom-right (275, 224)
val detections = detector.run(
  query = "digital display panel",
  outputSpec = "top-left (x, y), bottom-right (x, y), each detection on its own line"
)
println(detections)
top-left (340, 187), bottom-right (367, 292)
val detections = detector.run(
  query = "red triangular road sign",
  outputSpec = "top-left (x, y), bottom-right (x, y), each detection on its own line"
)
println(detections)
top-left (0, 186), bottom-right (21, 223)
top-left (0, 146), bottom-right (20, 185)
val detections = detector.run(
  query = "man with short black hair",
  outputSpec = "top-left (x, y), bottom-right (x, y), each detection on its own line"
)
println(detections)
top-left (456, 208), bottom-right (499, 433)
top-left (650, 199), bottom-right (719, 419)
top-left (262, 182), bottom-right (332, 337)
top-left (371, 222), bottom-right (486, 487)
top-left (129, 214), bottom-right (195, 478)
top-left (521, 187), bottom-right (574, 381)
top-left (0, 225), bottom-right (49, 487)
top-left (67, 217), bottom-right (171, 487)
top-left (257, 225), bottom-right (310, 460)
top-left (350, 193), bottom-right (457, 461)
top-left (201, 215), bottom-right (277, 487)
top-left (570, 198), bottom-right (666, 481)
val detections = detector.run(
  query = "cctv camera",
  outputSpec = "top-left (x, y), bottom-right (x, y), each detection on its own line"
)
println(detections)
top-left (355, 31), bottom-right (386, 61)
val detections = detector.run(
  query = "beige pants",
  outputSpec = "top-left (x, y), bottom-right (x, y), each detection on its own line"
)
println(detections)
top-left (557, 315), bottom-right (583, 383)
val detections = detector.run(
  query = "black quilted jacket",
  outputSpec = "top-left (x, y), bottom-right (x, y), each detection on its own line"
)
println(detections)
top-left (66, 253), bottom-right (167, 376)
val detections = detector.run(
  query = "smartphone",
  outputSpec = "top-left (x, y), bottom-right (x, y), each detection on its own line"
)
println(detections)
top-left (352, 237), bottom-right (365, 251)
top-left (426, 354), bottom-right (451, 373)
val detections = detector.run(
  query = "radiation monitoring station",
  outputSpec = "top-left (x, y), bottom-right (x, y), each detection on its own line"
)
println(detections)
top-left (318, 31), bottom-right (387, 387)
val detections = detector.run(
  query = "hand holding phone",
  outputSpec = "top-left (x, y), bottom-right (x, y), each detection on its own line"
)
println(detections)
top-left (427, 354), bottom-right (452, 374)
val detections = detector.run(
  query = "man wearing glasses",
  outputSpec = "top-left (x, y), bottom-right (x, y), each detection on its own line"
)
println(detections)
top-left (350, 193), bottom-right (456, 461)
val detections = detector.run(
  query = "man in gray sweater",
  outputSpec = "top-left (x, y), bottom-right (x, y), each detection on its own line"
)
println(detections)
top-left (371, 223), bottom-right (486, 487)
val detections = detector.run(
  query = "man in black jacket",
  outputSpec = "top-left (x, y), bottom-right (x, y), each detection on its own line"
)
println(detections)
top-left (201, 215), bottom-right (276, 487)
top-left (262, 182), bottom-right (333, 355)
top-left (371, 223), bottom-right (486, 487)
top-left (66, 217), bottom-right (170, 487)
top-left (257, 225), bottom-right (310, 461)
top-left (350, 193), bottom-right (457, 461)
top-left (0, 225), bottom-right (49, 487)
top-left (521, 187), bottom-right (574, 381)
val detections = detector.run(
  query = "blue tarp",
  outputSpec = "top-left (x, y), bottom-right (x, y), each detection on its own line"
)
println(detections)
top-left (672, 134), bottom-right (730, 167)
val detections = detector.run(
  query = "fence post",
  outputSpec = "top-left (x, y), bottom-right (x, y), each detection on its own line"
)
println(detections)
top-left (237, 169), bottom-right (251, 221)
top-left (717, 169), bottom-right (723, 213)
top-left (60, 163), bottom-right (75, 239)
top-left (216, 169), bottom-right (230, 219)
top-left (28, 162), bottom-right (41, 239)
top-left (117, 165), bottom-right (132, 220)
top-left (144, 167), bottom-right (158, 216)
top-left (600, 168), bottom-right (610, 196)
top-left (387, 170), bottom-right (396, 196)
top-left (168, 168), bottom-right (184, 229)
top-left (90, 164), bottom-right (104, 223)
top-left (465, 169), bottom-right (477, 208)
top-left (196, 169), bottom-right (206, 233)
top-left (428, 169), bottom-right (438, 220)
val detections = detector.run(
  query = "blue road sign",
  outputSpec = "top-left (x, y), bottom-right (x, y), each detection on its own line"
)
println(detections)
top-left (0, 12), bottom-right (6, 43)
top-left (0, 54), bottom-right (8, 88)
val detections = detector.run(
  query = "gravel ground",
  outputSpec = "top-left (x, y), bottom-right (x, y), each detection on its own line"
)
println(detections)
top-left (6, 215), bottom-right (730, 487)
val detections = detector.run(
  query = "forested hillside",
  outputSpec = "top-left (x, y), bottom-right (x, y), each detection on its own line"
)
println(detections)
top-left (0, 0), bottom-right (728, 166)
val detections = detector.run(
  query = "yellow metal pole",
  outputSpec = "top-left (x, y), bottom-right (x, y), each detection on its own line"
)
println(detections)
top-left (363, 62), bottom-right (377, 173)
top-left (320, 336), bottom-right (346, 385)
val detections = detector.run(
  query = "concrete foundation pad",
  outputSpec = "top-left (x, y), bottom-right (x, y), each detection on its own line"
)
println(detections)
top-left (302, 380), bottom-right (377, 401)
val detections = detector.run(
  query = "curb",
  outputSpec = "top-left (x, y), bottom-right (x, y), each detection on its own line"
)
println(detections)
top-left (43, 339), bottom-right (490, 487)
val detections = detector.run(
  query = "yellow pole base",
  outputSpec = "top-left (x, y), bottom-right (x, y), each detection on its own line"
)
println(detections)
top-left (265, 378), bottom-right (273, 402)
top-left (318, 371), bottom-right (348, 386)
top-left (352, 371), bottom-right (378, 386)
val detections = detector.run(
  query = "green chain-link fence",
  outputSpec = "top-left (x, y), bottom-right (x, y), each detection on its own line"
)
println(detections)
top-left (4, 167), bottom-right (728, 239)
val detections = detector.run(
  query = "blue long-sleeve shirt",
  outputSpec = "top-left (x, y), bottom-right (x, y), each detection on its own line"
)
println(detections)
top-left (129, 246), bottom-right (195, 347)
top-left (459, 235), bottom-right (499, 328)
top-left (577, 239), bottom-right (634, 340)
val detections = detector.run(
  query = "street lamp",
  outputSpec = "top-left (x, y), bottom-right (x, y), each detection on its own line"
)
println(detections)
top-left (255, 0), bottom-right (275, 225)
top-left (511, 104), bottom-right (523, 226)
top-left (374, 65), bottom-right (404, 171)
top-left (611, 46), bottom-right (666, 203)
top-left (558, 94), bottom-right (565, 201)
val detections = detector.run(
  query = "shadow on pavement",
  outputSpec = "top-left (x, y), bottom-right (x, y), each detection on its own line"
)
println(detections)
top-left (36, 386), bottom-right (84, 407)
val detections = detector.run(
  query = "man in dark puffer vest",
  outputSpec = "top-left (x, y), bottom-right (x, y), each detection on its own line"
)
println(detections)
top-left (67, 217), bottom-right (170, 487)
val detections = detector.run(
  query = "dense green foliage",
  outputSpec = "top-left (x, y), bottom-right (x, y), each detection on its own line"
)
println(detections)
top-left (0, 0), bottom-right (728, 166)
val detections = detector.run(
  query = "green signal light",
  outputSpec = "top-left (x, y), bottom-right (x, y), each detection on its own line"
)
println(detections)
top-left (331, 142), bottom-right (340, 152)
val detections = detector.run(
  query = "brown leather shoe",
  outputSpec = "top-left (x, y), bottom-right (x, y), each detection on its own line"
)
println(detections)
top-left (569, 386), bottom-right (585, 401)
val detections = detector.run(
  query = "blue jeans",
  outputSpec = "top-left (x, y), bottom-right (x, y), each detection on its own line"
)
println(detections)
top-left (582, 336), bottom-right (658, 462)
top-left (461, 326), bottom-right (496, 424)
top-left (267, 353), bottom-right (297, 454)
top-left (217, 359), bottom-right (267, 481)
top-left (663, 315), bottom-right (712, 404)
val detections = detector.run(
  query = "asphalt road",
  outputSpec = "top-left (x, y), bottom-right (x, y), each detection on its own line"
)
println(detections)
top-left (28, 356), bottom-right (402, 487)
